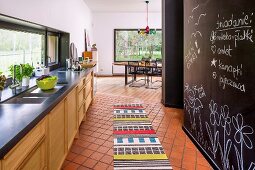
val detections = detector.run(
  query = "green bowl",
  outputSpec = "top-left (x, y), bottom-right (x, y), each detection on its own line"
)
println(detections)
top-left (36, 76), bottom-right (58, 90)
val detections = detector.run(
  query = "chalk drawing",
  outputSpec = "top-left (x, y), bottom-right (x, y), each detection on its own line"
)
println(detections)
top-left (184, 83), bottom-right (208, 149)
top-left (205, 100), bottom-right (254, 170)
top-left (195, 13), bottom-right (207, 25)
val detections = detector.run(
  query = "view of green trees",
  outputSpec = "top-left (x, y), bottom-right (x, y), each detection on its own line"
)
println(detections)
top-left (115, 30), bottom-right (162, 61)
top-left (0, 28), bottom-right (44, 75)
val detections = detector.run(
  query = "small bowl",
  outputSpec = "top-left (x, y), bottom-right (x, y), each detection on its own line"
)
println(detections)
top-left (36, 76), bottom-right (58, 90)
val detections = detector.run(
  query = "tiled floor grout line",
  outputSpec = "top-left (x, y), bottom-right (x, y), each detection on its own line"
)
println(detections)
top-left (180, 133), bottom-right (187, 169)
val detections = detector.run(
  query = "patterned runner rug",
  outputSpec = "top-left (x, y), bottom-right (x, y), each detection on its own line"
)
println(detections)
top-left (113, 104), bottom-right (173, 170)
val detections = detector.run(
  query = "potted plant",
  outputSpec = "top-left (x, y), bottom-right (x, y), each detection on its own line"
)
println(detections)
top-left (21, 64), bottom-right (34, 86)
top-left (9, 65), bottom-right (22, 89)
top-left (0, 72), bottom-right (6, 99)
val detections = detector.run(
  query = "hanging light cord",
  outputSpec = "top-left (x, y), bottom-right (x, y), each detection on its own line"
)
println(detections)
top-left (146, 1), bottom-right (149, 26)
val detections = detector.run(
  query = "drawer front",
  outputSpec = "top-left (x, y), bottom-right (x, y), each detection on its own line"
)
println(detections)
top-left (2, 118), bottom-right (46, 170)
top-left (85, 91), bottom-right (92, 113)
top-left (85, 80), bottom-right (92, 99)
top-left (77, 78), bottom-right (85, 92)
top-left (78, 90), bottom-right (84, 109)
top-left (85, 72), bottom-right (92, 84)
top-left (78, 104), bottom-right (85, 125)
top-left (18, 137), bottom-right (47, 170)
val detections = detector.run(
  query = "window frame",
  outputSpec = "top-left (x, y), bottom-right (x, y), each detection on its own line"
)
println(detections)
top-left (0, 13), bottom-right (67, 74)
top-left (114, 28), bottom-right (162, 62)
top-left (46, 31), bottom-right (60, 69)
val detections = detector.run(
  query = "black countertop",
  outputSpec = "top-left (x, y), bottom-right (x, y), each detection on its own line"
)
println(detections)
top-left (0, 68), bottom-right (94, 159)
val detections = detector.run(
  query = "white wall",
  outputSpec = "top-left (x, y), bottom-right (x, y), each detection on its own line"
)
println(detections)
top-left (93, 12), bottom-right (162, 75)
top-left (0, 0), bottom-right (93, 56)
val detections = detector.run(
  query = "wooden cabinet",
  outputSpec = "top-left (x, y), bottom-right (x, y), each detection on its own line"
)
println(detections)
top-left (0, 70), bottom-right (95, 170)
top-left (48, 101), bottom-right (66, 170)
top-left (77, 77), bottom-right (86, 125)
top-left (19, 138), bottom-right (47, 170)
top-left (85, 90), bottom-right (92, 114)
top-left (78, 104), bottom-right (85, 125)
top-left (85, 73), bottom-right (93, 113)
top-left (85, 79), bottom-right (92, 99)
top-left (66, 88), bottom-right (77, 150)
top-left (85, 72), bottom-right (92, 84)
top-left (1, 118), bottom-right (47, 170)
top-left (78, 88), bottom-right (85, 109)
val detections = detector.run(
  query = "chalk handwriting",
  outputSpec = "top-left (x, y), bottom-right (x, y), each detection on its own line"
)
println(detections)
top-left (218, 60), bottom-right (243, 79)
top-left (219, 74), bottom-right (245, 93)
top-left (210, 29), bottom-right (254, 47)
top-left (234, 29), bottom-right (254, 47)
top-left (211, 45), bottom-right (233, 56)
top-left (216, 13), bottom-right (252, 30)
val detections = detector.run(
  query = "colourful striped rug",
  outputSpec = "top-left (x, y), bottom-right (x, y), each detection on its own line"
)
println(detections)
top-left (113, 104), bottom-right (172, 170)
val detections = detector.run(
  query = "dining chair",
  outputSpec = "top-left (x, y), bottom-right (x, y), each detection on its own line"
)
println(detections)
top-left (127, 61), bottom-right (146, 87)
top-left (145, 59), bottom-right (162, 89)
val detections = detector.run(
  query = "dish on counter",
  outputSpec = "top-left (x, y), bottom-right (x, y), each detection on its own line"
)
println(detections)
top-left (36, 75), bottom-right (58, 90)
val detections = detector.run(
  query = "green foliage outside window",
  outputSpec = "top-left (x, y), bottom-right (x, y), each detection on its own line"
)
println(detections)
top-left (114, 29), bottom-right (162, 61)
top-left (0, 72), bottom-right (6, 91)
top-left (0, 28), bottom-right (44, 75)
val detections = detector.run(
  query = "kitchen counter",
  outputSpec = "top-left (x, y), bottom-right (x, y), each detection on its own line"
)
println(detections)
top-left (0, 68), bottom-right (94, 159)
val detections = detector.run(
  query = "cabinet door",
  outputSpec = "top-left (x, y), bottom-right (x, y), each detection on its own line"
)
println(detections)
top-left (19, 138), bottom-right (47, 170)
top-left (78, 89), bottom-right (84, 109)
top-left (2, 118), bottom-right (47, 170)
top-left (85, 91), bottom-right (92, 113)
top-left (85, 79), bottom-right (92, 99)
top-left (78, 104), bottom-right (85, 125)
top-left (66, 88), bottom-right (77, 150)
top-left (48, 101), bottom-right (66, 170)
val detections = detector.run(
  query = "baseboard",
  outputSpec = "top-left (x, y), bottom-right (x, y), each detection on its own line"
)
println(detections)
top-left (96, 74), bottom-right (113, 77)
top-left (112, 73), bottom-right (125, 76)
top-left (96, 74), bottom-right (128, 77)
top-left (162, 101), bottom-right (183, 109)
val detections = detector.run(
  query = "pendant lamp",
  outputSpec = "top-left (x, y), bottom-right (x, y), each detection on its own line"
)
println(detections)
top-left (138, 1), bottom-right (156, 35)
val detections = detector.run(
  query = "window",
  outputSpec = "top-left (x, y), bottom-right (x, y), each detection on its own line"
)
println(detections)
top-left (114, 29), bottom-right (162, 62)
top-left (0, 28), bottom-right (45, 75)
top-left (47, 33), bottom-right (59, 65)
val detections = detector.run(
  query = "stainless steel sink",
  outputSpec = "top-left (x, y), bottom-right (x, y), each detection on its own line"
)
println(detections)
top-left (2, 86), bottom-right (64, 104)
top-left (4, 97), bottom-right (47, 104)
top-left (30, 86), bottom-right (63, 94)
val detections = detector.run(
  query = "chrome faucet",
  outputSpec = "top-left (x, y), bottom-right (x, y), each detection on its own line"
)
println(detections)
top-left (9, 65), bottom-right (20, 90)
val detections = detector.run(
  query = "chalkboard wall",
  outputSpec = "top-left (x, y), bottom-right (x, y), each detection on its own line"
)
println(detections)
top-left (183, 0), bottom-right (255, 169)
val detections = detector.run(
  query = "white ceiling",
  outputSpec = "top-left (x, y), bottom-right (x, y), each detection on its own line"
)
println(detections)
top-left (83, 0), bottom-right (161, 13)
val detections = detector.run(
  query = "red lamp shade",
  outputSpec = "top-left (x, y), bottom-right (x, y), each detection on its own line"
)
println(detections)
top-left (145, 26), bottom-right (150, 34)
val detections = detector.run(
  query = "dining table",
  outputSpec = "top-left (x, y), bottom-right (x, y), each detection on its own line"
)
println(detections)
top-left (113, 61), bottom-right (162, 85)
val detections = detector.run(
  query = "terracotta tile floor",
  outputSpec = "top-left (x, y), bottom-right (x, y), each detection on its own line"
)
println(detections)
top-left (62, 77), bottom-right (212, 170)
